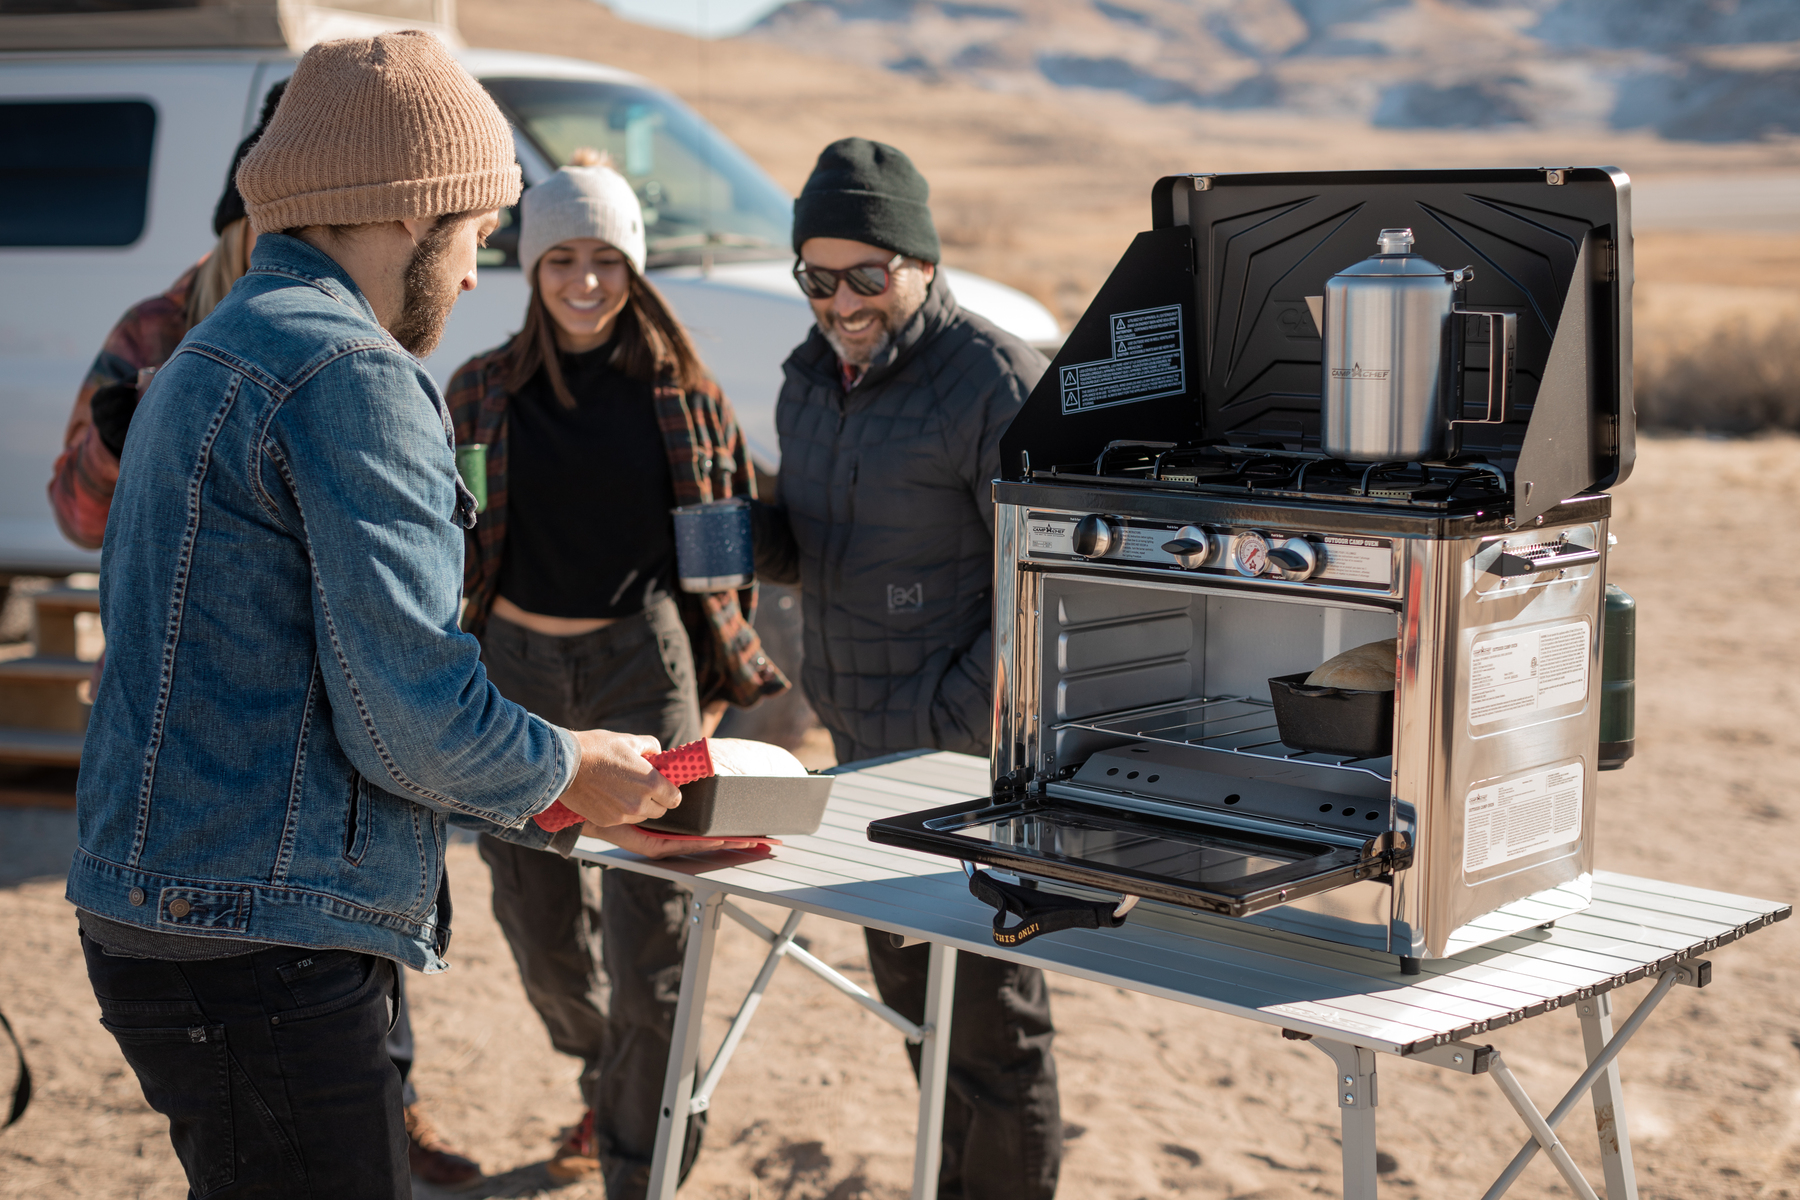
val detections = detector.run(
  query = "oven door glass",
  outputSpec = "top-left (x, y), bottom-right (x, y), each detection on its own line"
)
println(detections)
top-left (868, 795), bottom-right (1390, 917)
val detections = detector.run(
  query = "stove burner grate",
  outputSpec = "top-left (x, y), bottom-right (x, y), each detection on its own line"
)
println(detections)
top-left (1038, 442), bottom-right (1510, 510)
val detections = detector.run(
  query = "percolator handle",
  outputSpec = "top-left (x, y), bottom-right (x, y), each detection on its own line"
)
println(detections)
top-left (1450, 308), bottom-right (1517, 427)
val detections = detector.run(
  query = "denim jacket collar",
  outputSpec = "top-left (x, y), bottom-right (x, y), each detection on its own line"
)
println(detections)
top-left (247, 234), bottom-right (480, 528)
top-left (247, 233), bottom-right (385, 330)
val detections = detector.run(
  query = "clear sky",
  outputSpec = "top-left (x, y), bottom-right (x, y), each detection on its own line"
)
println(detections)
top-left (600, 0), bottom-right (791, 37)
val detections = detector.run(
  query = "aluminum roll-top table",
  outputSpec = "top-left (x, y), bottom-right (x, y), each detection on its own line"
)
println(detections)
top-left (572, 751), bottom-right (1790, 1200)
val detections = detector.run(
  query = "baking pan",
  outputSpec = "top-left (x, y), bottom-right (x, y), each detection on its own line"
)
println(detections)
top-left (642, 773), bottom-right (835, 838)
top-left (1266, 673), bottom-right (1394, 759)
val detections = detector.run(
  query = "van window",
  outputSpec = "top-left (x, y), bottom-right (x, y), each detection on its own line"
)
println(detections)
top-left (0, 100), bottom-right (156, 248)
top-left (482, 78), bottom-right (791, 269)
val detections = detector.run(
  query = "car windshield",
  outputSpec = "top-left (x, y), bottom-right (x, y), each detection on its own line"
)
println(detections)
top-left (482, 77), bottom-right (791, 267)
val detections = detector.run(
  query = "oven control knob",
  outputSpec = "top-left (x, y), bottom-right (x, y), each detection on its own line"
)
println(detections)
top-left (1231, 531), bottom-right (1271, 577)
top-left (1267, 537), bottom-right (1320, 581)
top-left (1072, 514), bottom-right (1119, 558)
top-left (1160, 525), bottom-right (1214, 569)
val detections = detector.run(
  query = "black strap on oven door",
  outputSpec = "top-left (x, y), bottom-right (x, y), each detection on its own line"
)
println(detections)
top-left (968, 867), bottom-right (1132, 946)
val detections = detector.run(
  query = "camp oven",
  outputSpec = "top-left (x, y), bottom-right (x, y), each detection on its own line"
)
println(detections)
top-left (869, 167), bottom-right (1634, 968)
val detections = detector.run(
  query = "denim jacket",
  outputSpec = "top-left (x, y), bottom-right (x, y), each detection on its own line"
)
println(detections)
top-left (67, 235), bottom-right (580, 972)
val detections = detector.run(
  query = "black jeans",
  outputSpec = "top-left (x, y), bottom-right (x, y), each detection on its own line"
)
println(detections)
top-left (82, 930), bottom-right (408, 1200)
top-left (477, 599), bottom-right (703, 1200)
top-left (865, 934), bottom-right (1062, 1200)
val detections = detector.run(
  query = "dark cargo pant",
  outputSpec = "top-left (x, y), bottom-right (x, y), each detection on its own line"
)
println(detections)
top-left (477, 600), bottom-right (703, 1200)
top-left (864, 933), bottom-right (1062, 1200)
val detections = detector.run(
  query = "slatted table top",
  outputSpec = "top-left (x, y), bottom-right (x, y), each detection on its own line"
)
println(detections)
top-left (573, 751), bottom-right (1792, 1056)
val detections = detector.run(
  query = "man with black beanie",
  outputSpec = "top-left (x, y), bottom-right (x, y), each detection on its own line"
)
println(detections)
top-left (754, 137), bottom-right (1061, 1199)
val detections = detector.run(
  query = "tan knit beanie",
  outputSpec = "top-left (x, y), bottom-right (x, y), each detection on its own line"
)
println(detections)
top-left (237, 31), bottom-right (522, 235)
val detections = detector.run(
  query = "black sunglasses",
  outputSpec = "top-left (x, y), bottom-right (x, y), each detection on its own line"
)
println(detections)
top-left (793, 253), bottom-right (905, 300)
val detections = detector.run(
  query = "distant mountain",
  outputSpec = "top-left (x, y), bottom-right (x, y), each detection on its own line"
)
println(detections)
top-left (745, 0), bottom-right (1800, 141)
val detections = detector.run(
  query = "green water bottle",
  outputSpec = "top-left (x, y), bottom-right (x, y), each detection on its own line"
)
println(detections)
top-left (455, 443), bottom-right (488, 514)
top-left (1599, 583), bottom-right (1634, 769)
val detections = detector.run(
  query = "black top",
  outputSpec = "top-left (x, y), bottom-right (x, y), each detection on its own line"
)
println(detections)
top-left (498, 340), bottom-right (676, 619)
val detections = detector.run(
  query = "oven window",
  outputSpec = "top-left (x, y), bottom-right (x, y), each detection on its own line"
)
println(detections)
top-left (942, 809), bottom-right (1324, 883)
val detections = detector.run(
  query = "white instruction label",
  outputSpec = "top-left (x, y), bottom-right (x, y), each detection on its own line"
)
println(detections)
top-left (1468, 621), bottom-right (1590, 726)
top-left (1058, 305), bottom-right (1187, 415)
top-left (1317, 536), bottom-right (1393, 587)
top-left (1464, 763), bottom-right (1584, 873)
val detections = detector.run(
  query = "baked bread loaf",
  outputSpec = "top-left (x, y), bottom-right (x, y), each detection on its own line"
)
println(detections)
top-left (1304, 638), bottom-right (1398, 691)
top-left (706, 738), bottom-right (810, 778)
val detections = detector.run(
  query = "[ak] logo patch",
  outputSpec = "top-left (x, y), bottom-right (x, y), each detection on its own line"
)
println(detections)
top-left (887, 583), bottom-right (923, 613)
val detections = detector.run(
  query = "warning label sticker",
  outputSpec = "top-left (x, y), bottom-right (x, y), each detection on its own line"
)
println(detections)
top-left (1059, 305), bottom-right (1186, 415)
top-left (1464, 762), bottom-right (1584, 873)
top-left (1468, 621), bottom-right (1590, 726)
top-left (1316, 536), bottom-right (1392, 587)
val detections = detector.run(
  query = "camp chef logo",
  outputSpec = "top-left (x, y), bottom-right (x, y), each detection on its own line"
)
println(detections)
top-left (887, 583), bottom-right (924, 613)
top-left (1030, 523), bottom-right (1062, 536)
top-left (1331, 363), bottom-right (1391, 380)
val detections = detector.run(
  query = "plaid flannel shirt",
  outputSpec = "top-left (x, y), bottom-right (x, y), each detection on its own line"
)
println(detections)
top-left (48, 263), bottom-right (200, 549)
top-left (446, 345), bottom-right (790, 709)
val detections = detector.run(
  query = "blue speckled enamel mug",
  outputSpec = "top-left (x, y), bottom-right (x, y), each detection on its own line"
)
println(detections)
top-left (672, 497), bottom-right (754, 592)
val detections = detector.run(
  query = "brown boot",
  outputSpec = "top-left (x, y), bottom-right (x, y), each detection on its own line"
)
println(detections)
top-left (546, 1108), bottom-right (601, 1182)
top-left (405, 1103), bottom-right (482, 1189)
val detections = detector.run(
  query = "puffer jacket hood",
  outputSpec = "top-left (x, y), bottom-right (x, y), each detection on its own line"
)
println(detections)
top-left (756, 278), bottom-right (1047, 761)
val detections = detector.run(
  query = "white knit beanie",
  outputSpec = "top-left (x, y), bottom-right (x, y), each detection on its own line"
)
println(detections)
top-left (519, 154), bottom-right (647, 278)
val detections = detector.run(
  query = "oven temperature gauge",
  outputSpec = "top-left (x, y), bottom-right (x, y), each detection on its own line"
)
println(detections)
top-left (1231, 531), bottom-right (1271, 577)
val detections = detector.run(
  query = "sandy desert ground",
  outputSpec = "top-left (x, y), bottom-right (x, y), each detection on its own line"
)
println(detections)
top-left (4, 433), bottom-right (1799, 1200)
top-left (7, 4), bottom-right (1800, 1196)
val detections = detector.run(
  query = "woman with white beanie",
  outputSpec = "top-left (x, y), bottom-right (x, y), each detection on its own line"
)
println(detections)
top-left (446, 151), bottom-right (787, 1194)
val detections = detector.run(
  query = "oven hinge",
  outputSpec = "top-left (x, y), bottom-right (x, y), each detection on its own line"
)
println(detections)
top-left (1371, 830), bottom-right (1414, 871)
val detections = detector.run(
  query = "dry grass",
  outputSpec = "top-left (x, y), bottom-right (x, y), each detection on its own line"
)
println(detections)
top-left (1636, 280), bottom-right (1800, 431)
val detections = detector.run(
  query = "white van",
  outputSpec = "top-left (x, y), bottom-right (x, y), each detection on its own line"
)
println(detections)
top-left (0, 12), bottom-right (1060, 578)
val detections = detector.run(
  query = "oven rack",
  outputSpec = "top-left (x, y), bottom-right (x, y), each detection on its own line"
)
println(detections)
top-left (1053, 695), bottom-right (1392, 782)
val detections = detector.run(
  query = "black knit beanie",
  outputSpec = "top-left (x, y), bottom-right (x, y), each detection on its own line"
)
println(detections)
top-left (792, 137), bottom-right (940, 264)
top-left (212, 80), bottom-right (286, 235)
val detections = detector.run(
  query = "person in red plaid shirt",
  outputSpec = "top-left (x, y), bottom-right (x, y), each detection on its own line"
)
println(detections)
top-left (445, 149), bottom-right (788, 1195)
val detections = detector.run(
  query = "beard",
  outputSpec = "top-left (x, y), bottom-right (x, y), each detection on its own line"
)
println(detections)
top-left (389, 215), bottom-right (469, 356)
top-left (817, 267), bottom-right (930, 368)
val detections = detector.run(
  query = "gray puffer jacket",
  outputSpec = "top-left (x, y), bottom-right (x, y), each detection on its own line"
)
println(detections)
top-left (755, 279), bottom-right (1046, 762)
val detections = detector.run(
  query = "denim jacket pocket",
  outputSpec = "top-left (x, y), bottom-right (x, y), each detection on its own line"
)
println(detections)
top-left (343, 773), bottom-right (372, 866)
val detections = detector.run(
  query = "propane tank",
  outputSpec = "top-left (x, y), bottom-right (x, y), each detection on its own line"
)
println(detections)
top-left (1599, 583), bottom-right (1635, 769)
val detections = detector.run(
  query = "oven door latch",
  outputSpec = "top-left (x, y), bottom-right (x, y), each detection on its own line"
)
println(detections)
top-left (963, 863), bottom-right (1139, 946)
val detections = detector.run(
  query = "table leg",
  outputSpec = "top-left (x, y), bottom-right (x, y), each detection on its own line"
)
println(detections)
top-left (910, 942), bottom-right (958, 1200)
top-left (647, 888), bottom-right (724, 1200)
top-left (1577, 993), bottom-right (1639, 1200)
top-left (1310, 1038), bottom-right (1380, 1200)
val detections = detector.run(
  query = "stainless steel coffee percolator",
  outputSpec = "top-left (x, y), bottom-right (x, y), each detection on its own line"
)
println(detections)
top-left (1314, 228), bottom-right (1517, 463)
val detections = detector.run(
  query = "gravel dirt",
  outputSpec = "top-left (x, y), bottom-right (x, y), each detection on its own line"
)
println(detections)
top-left (4, 435), bottom-right (1797, 1199)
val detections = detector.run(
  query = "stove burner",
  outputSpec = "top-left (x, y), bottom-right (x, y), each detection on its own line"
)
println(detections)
top-left (1041, 443), bottom-right (1510, 511)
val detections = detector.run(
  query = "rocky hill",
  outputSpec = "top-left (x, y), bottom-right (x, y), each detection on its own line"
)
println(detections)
top-left (747, 0), bottom-right (1800, 141)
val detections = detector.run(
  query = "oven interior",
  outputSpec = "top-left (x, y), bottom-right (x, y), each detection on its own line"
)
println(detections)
top-left (870, 575), bottom-right (1412, 918)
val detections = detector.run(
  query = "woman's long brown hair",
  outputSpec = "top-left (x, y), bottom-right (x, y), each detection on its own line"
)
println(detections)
top-left (502, 262), bottom-right (709, 406)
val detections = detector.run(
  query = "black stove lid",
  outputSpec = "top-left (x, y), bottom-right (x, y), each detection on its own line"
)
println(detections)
top-left (1002, 168), bottom-right (1633, 523)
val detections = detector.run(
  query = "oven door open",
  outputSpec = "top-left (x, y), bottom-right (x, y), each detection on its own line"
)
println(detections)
top-left (868, 791), bottom-right (1407, 918)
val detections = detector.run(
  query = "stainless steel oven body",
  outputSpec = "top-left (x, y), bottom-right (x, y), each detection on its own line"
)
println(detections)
top-left (979, 483), bottom-right (1607, 959)
top-left (866, 167), bottom-right (1632, 964)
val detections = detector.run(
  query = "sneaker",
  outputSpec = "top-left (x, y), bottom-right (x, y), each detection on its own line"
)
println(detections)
top-left (405, 1103), bottom-right (482, 1189)
top-left (546, 1108), bottom-right (601, 1181)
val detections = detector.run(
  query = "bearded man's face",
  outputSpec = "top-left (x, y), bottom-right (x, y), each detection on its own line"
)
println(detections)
top-left (390, 210), bottom-right (496, 356)
top-left (799, 237), bottom-right (934, 369)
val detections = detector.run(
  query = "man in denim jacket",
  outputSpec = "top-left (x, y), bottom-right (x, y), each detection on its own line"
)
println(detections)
top-left (65, 33), bottom-right (741, 1198)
